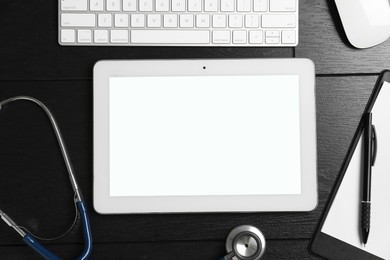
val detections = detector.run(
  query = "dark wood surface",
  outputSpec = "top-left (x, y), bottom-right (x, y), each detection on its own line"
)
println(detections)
top-left (297, 0), bottom-right (390, 75)
top-left (0, 0), bottom-right (389, 259)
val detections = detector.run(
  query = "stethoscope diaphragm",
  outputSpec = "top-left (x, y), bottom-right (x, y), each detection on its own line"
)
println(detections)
top-left (223, 225), bottom-right (266, 260)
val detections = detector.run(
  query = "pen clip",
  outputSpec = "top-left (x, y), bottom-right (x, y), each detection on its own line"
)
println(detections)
top-left (371, 124), bottom-right (377, 166)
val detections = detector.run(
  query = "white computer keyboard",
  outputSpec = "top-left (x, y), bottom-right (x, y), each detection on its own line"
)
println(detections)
top-left (58, 0), bottom-right (298, 46)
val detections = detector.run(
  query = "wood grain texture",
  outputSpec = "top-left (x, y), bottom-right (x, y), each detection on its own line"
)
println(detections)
top-left (0, 239), bottom-right (317, 260)
top-left (0, 1), bottom-right (292, 80)
top-left (0, 1), bottom-right (386, 258)
top-left (0, 75), bottom-right (376, 260)
top-left (297, 0), bottom-right (390, 75)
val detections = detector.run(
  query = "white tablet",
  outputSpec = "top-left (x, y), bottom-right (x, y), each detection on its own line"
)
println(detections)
top-left (93, 59), bottom-right (317, 214)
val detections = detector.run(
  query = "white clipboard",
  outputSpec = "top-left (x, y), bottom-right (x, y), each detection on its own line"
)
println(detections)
top-left (310, 71), bottom-right (390, 260)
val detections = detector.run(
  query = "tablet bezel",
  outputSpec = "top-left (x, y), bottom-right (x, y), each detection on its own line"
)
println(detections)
top-left (93, 59), bottom-right (317, 214)
top-left (309, 71), bottom-right (390, 259)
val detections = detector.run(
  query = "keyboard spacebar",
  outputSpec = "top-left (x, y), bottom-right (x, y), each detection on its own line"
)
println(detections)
top-left (131, 30), bottom-right (210, 44)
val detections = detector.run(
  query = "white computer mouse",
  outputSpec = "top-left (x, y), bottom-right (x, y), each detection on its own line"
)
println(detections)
top-left (334, 0), bottom-right (390, 48)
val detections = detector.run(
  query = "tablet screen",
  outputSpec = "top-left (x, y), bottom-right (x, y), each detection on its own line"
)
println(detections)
top-left (108, 75), bottom-right (302, 197)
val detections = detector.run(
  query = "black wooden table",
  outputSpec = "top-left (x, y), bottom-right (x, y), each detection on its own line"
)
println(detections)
top-left (1, 1), bottom-right (389, 259)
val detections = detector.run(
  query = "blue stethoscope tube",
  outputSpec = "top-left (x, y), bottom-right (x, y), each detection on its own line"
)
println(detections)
top-left (0, 96), bottom-right (93, 259)
top-left (1, 201), bottom-right (92, 260)
top-left (77, 201), bottom-right (93, 260)
top-left (23, 234), bottom-right (61, 260)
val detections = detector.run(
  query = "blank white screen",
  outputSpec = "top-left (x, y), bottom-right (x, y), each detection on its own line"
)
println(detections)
top-left (109, 75), bottom-right (301, 196)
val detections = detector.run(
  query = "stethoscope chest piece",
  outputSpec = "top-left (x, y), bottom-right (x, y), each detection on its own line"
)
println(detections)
top-left (223, 225), bottom-right (266, 260)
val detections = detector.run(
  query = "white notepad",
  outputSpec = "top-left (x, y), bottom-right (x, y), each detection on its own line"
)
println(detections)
top-left (322, 81), bottom-right (390, 258)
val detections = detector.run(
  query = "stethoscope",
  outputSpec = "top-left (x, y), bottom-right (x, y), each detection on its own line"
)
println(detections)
top-left (0, 97), bottom-right (265, 260)
top-left (222, 225), bottom-right (266, 260)
top-left (0, 96), bottom-right (92, 260)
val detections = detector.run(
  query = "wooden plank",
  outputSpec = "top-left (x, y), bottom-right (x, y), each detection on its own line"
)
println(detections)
top-left (0, 76), bottom-right (376, 246)
top-left (297, 0), bottom-right (390, 75)
top-left (0, 0), bottom-right (292, 80)
top-left (0, 239), bottom-right (317, 260)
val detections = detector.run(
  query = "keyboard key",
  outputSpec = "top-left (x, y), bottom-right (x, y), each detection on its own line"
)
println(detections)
top-left (61, 29), bottom-right (76, 43)
top-left (180, 14), bottom-right (194, 28)
top-left (172, 0), bottom-right (186, 11)
top-left (245, 14), bottom-right (259, 28)
top-left (131, 14), bottom-right (145, 27)
top-left (233, 30), bottom-right (246, 43)
top-left (131, 30), bottom-right (210, 43)
top-left (229, 14), bottom-right (243, 28)
top-left (94, 30), bottom-right (109, 43)
top-left (253, 0), bottom-right (267, 12)
top-left (115, 14), bottom-right (129, 27)
top-left (196, 14), bottom-right (210, 28)
top-left (262, 14), bottom-right (296, 28)
top-left (148, 14), bottom-right (162, 27)
top-left (164, 14), bottom-right (178, 27)
top-left (90, 0), bottom-right (104, 11)
top-left (107, 0), bottom-right (121, 11)
top-left (188, 0), bottom-right (202, 12)
top-left (249, 30), bottom-right (263, 43)
top-left (213, 15), bottom-right (226, 28)
top-left (61, 0), bottom-right (87, 11)
top-left (156, 0), bottom-right (169, 11)
top-left (265, 30), bottom-right (279, 37)
top-left (270, 0), bottom-right (296, 12)
top-left (212, 30), bottom-right (230, 43)
top-left (78, 29), bottom-right (92, 43)
top-left (204, 0), bottom-right (218, 12)
top-left (282, 30), bottom-right (296, 43)
top-left (98, 14), bottom-right (112, 27)
top-left (139, 0), bottom-right (153, 11)
top-left (221, 0), bottom-right (235, 12)
top-left (61, 14), bottom-right (96, 27)
top-left (123, 0), bottom-right (137, 11)
top-left (265, 37), bottom-right (279, 44)
top-left (111, 30), bottom-right (129, 43)
top-left (237, 0), bottom-right (250, 12)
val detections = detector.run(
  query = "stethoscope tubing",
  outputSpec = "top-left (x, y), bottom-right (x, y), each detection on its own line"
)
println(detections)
top-left (0, 96), bottom-right (93, 259)
top-left (23, 235), bottom-right (60, 260)
top-left (77, 201), bottom-right (93, 260)
top-left (20, 201), bottom-right (92, 260)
